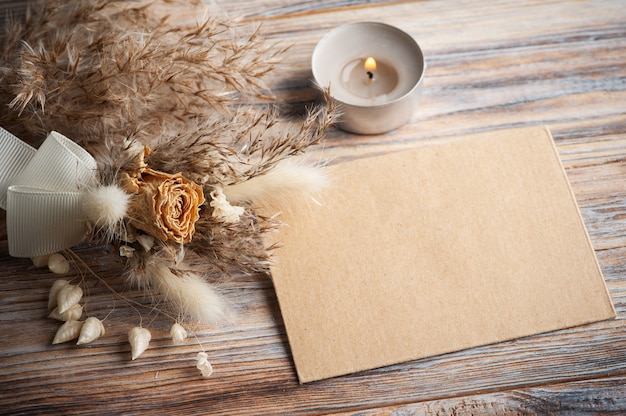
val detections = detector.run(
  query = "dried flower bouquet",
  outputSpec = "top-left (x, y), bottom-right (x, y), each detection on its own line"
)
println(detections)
top-left (0, 0), bottom-right (333, 368)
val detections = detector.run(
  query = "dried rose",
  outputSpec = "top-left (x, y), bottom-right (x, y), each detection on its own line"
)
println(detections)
top-left (126, 168), bottom-right (205, 243)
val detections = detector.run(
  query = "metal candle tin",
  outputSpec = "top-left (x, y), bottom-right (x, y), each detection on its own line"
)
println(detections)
top-left (312, 22), bottom-right (426, 135)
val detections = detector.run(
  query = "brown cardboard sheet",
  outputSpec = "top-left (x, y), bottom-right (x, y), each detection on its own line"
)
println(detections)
top-left (269, 126), bottom-right (616, 383)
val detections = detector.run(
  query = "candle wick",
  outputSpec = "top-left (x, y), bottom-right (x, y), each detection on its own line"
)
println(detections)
top-left (366, 71), bottom-right (374, 80)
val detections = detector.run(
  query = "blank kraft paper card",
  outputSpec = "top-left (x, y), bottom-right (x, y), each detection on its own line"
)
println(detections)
top-left (270, 126), bottom-right (616, 383)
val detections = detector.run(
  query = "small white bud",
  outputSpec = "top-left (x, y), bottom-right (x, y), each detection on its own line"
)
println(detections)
top-left (48, 280), bottom-right (69, 310)
top-left (56, 284), bottom-right (83, 314)
top-left (196, 352), bottom-right (213, 378)
top-left (169, 323), bottom-right (188, 345)
top-left (48, 253), bottom-right (70, 274)
top-left (52, 320), bottom-right (83, 344)
top-left (48, 303), bottom-right (83, 321)
top-left (128, 327), bottom-right (151, 360)
top-left (31, 254), bottom-right (51, 268)
top-left (77, 317), bottom-right (105, 345)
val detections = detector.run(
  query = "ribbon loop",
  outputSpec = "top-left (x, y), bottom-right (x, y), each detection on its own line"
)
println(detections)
top-left (0, 128), bottom-right (36, 210)
top-left (0, 128), bottom-right (97, 257)
top-left (7, 188), bottom-right (88, 257)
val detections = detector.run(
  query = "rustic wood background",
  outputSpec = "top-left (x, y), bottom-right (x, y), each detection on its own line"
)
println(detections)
top-left (1, 0), bottom-right (626, 414)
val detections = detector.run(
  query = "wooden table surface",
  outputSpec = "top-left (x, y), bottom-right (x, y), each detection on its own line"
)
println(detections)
top-left (1, 0), bottom-right (626, 414)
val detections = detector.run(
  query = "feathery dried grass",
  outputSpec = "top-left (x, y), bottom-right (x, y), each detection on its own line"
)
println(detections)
top-left (0, 0), bottom-right (336, 324)
top-left (0, 0), bottom-right (285, 148)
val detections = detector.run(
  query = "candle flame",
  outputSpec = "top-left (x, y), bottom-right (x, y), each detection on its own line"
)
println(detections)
top-left (364, 57), bottom-right (377, 72)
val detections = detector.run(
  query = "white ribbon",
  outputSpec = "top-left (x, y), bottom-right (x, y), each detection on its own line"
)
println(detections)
top-left (0, 127), bottom-right (97, 257)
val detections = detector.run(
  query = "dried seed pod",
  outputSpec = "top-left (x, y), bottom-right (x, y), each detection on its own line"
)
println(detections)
top-left (48, 303), bottom-right (83, 321)
top-left (196, 352), bottom-right (213, 378)
top-left (52, 320), bottom-right (84, 344)
top-left (128, 327), bottom-right (151, 360)
top-left (119, 245), bottom-right (135, 258)
top-left (136, 234), bottom-right (154, 252)
top-left (56, 284), bottom-right (83, 314)
top-left (31, 254), bottom-right (51, 268)
top-left (170, 323), bottom-right (188, 345)
top-left (77, 317), bottom-right (105, 345)
top-left (48, 280), bottom-right (69, 310)
top-left (48, 253), bottom-right (70, 274)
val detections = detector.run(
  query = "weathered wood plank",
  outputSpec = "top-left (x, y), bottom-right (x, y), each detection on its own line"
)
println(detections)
top-left (331, 376), bottom-right (626, 415)
top-left (1, 241), bottom-right (625, 415)
top-left (0, 0), bottom-right (625, 414)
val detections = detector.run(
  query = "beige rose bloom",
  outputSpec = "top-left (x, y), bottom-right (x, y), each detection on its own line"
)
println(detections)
top-left (126, 168), bottom-right (205, 243)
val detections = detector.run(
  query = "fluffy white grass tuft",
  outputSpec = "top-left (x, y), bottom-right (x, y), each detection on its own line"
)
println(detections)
top-left (82, 185), bottom-right (131, 238)
top-left (223, 159), bottom-right (329, 206)
top-left (141, 259), bottom-right (227, 324)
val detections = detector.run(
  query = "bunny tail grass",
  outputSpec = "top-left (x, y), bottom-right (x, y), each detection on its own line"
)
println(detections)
top-left (138, 259), bottom-right (227, 324)
top-left (223, 160), bottom-right (329, 205)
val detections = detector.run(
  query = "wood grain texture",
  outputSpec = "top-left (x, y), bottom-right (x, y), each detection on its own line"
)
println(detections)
top-left (333, 376), bottom-right (626, 415)
top-left (1, 0), bottom-right (625, 414)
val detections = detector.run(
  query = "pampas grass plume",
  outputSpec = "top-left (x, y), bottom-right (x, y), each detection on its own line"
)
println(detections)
top-left (82, 185), bottom-right (131, 232)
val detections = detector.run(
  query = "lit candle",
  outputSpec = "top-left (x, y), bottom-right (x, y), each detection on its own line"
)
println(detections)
top-left (312, 22), bottom-right (425, 135)
top-left (341, 56), bottom-right (398, 100)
